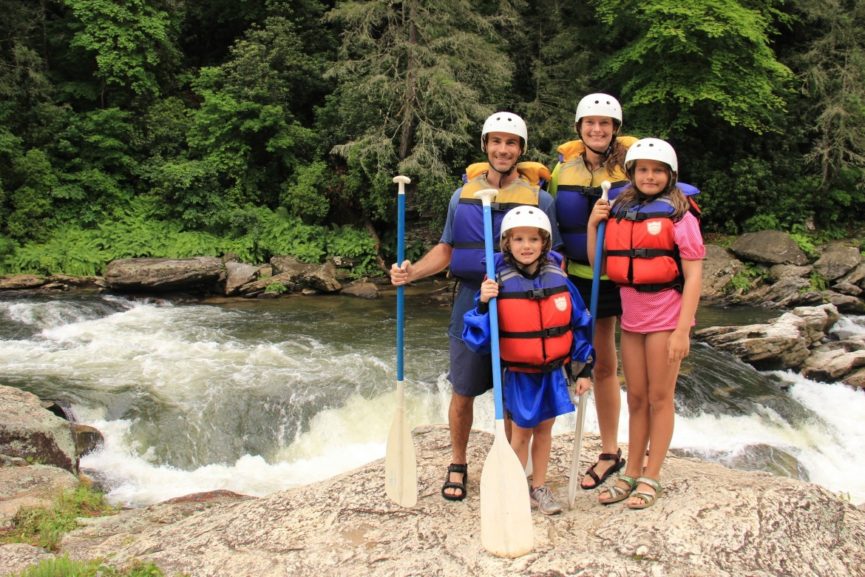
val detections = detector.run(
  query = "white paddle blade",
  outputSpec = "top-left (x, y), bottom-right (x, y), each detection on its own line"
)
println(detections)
top-left (567, 391), bottom-right (590, 508)
top-left (385, 384), bottom-right (417, 507)
top-left (480, 422), bottom-right (533, 558)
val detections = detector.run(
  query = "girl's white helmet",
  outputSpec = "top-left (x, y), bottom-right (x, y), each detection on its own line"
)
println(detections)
top-left (500, 205), bottom-right (552, 240)
top-left (624, 137), bottom-right (678, 173)
top-left (575, 93), bottom-right (622, 124)
top-left (481, 112), bottom-right (528, 152)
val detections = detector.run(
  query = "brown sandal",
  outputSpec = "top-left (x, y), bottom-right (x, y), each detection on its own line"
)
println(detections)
top-left (580, 448), bottom-right (625, 490)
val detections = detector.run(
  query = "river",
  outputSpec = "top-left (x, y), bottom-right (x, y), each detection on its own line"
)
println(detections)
top-left (1, 290), bottom-right (863, 506)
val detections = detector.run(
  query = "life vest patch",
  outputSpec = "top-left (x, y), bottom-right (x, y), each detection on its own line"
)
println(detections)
top-left (646, 220), bottom-right (663, 235)
top-left (554, 296), bottom-right (568, 312)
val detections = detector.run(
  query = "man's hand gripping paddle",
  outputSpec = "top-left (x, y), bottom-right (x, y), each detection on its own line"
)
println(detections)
top-left (475, 188), bottom-right (534, 558)
top-left (384, 175), bottom-right (418, 507)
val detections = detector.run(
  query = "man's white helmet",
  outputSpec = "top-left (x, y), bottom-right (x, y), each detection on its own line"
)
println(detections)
top-left (624, 137), bottom-right (678, 174)
top-left (575, 93), bottom-right (623, 124)
top-left (500, 205), bottom-right (552, 240)
top-left (481, 112), bottom-right (528, 152)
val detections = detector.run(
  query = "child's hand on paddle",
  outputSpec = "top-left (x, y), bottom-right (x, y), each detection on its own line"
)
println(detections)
top-left (479, 278), bottom-right (499, 303)
top-left (574, 377), bottom-right (592, 396)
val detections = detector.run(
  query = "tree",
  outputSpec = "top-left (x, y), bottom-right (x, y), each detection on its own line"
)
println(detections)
top-left (323, 0), bottom-right (517, 221)
top-left (794, 0), bottom-right (865, 188)
top-left (595, 0), bottom-right (792, 136)
top-left (63, 0), bottom-right (182, 104)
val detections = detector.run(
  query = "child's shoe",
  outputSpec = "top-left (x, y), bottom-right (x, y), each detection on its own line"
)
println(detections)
top-left (530, 485), bottom-right (562, 515)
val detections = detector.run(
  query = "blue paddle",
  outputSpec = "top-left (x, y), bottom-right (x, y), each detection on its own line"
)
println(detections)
top-left (475, 188), bottom-right (534, 558)
top-left (567, 179), bottom-right (611, 508)
top-left (385, 175), bottom-right (417, 507)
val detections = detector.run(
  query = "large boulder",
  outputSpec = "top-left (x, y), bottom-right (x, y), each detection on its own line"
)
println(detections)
top-left (695, 304), bottom-right (840, 371)
top-left (729, 231), bottom-right (809, 266)
top-left (236, 257), bottom-right (341, 296)
top-left (700, 244), bottom-right (746, 302)
top-left (0, 387), bottom-right (78, 473)
top-left (814, 242), bottom-right (862, 282)
top-left (103, 257), bottom-right (226, 294)
top-left (48, 426), bottom-right (865, 577)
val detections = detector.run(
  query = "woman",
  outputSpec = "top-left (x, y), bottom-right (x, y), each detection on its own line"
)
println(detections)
top-left (549, 93), bottom-right (637, 490)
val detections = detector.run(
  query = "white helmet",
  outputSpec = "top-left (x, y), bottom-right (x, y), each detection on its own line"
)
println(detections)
top-left (500, 205), bottom-right (552, 240)
top-left (575, 93), bottom-right (622, 124)
top-left (624, 137), bottom-right (678, 173)
top-left (481, 112), bottom-right (528, 152)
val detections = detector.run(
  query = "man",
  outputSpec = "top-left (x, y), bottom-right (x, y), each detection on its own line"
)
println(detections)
top-left (389, 112), bottom-right (561, 500)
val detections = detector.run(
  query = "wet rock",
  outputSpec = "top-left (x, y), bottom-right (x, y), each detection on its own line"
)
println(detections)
top-left (0, 387), bottom-right (78, 473)
top-left (47, 426), bottom-right (865, 577)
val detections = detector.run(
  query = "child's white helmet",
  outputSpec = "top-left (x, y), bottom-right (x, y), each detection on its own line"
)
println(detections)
top-left (575, 93), bottom-right (622, 124)
top-left (481, 112), bottom-right (528, 152)
top-left (500, 205), bottom-right (552, 240)
top-left (624, 137), bottom-right (678, 173)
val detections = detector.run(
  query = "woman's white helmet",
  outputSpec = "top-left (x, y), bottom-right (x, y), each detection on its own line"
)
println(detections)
top-left (500, 205), bottom-right (552, 240)
top-left (624, 137), bottom-right (678, 174)
top-left (481, 112), bottom-right (528, 152)
top-left (575, 93), bottom-right (623, 125)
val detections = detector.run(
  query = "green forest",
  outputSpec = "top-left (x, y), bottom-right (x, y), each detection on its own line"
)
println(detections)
top-left (1, 0), bottom-right (864, 278)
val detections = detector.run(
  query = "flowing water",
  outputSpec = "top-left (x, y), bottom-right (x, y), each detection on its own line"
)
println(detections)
top-left (1, 291), bottom-right (863, 507)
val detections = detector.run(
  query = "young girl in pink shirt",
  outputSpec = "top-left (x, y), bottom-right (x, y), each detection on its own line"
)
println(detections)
top-left (587, 138), bottom-right (704, 509)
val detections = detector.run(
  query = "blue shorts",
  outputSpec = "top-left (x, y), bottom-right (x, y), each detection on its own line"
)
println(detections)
top-left (570, 275), bottom-right (622, 319)
top-left (448, 336), bottom-right (493, 397)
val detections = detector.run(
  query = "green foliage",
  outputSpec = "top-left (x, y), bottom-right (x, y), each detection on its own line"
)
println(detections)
top-left (2, 485), bottom-right (115, 551)
top-left (64, 0), bottom-right (181, 101)
top-left (790, 228), bottom-right (819, 259)
top-left (726, 266), bottom-right (761, 294)
top-left (265, 282), bottom-right (288, 294)
top-left (281, 161), bottom-right (330, 223)
top-left (324, 0), bottom-right (515, 221)
top-left (809, 271), bottom-right (828, 292)
top-left (326, 225), bottom-right (380, 278)
top-left (596, 0), bottom-right (792, 135)
top-left (13, 556), bottom-right (167, 577)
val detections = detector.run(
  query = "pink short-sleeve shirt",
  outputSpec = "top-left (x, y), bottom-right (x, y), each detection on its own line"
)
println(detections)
top-left (619, 211), bottom-right (705, 334)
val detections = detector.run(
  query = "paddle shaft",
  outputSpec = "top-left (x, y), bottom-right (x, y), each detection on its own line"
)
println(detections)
top-left (568, 180), bottom-right (611, 508)
top-left (479, 198), bottom-right (505, 420)
top-left (396, 187), bottom-right (405, 380)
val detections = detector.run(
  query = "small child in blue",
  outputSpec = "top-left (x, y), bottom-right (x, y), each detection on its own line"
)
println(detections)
top-left (462, 205), bottom-right (594, 515)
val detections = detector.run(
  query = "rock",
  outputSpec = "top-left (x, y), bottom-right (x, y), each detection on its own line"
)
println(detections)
top-left (802, 340), bottom-right (865, 382)
top-left (0, 387), bottom-right (78, 473)
top-left (822, 291), bottom-right (865, 314)
top-left (839, 263), bottom-right (865, 289)
top-left (0, 544), bottom-right (54, 576)
top-left (341, 281), bottom-right (379, 299)
top-left (237, 257), bottom-right (341, 296)
top-left (0, 275), bottom-right (45, 290)
top-left (813, 242), bottom-right (861, 281)
top-left (224, 262), bottom-right (260, 296)
top-left (694, 304), bottom-right (839, 371)
top-left (767, 263), bottom-right (812, 282)
top-left (729, 231), bottom-right (809, 265)
top-left (843, 367), bottom-right (865, 389)
top-left (104, 257), bottom-right (226, 295)
top-left (70, 423), bottom-right (103, 457)
top-left (700, 244), bottom-right (746, 302)
top-left (51, 426), bottom-right (865, 577)
top-left (0, 464), bottom-right (79, 530)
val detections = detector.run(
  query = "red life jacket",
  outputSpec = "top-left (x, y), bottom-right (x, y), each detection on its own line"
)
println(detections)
top-left (496, 261), bottom-right (573, 372)
top-left (604, 195), bottom-right (685, 292)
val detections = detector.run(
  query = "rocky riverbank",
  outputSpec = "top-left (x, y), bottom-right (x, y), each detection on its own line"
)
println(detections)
top-left (1, 383), bottom-right (863, 577)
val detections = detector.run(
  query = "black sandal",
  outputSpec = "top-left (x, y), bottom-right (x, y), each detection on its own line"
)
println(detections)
top-left (441, 463), bottom-right (468, 501)
top-left (580, 448), bottom-right (625, 490)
